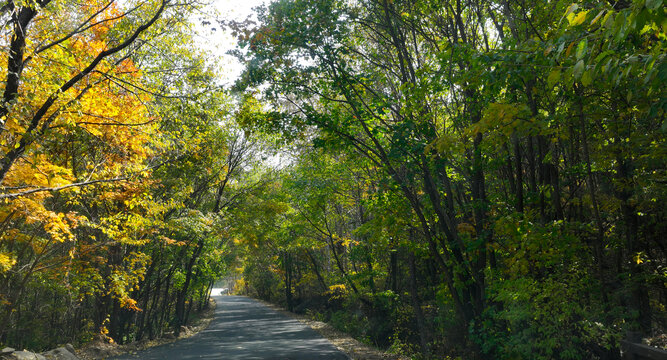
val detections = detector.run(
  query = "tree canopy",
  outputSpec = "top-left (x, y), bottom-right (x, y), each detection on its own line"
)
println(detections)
top-left (0, 0), bottom-right (665, 359)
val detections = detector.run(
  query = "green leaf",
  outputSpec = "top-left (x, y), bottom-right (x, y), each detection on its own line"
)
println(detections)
top-left (573, 60), bottom-right (585, 79)
top-left (547, 69), bottom-right (561, 87)
top-left (581, 70), bottom-right (593, 86)
top-left (613, 12), bottom-right (626, 33)
top-left (603, 11), bottom-right (615, 29)
top-left (576, 39), bottom-right (588, 60)
top-left (594, 50), bottom-right (614, 63)
top-left (636, 9), bottom-right (649, 33)
top-left (645, 0), bottom-right (663, 10)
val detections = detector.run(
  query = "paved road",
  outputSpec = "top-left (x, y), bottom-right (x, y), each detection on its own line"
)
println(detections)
top-left (113, 295), bottom-right (349, 360)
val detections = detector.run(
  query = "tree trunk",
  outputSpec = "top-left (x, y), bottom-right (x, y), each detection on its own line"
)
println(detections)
top-left (408, 251), bottom-right (431, 356)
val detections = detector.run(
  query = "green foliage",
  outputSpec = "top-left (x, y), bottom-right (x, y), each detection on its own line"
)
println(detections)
top-left (7, 0), bottom-right (664, 357)
top-left (229, 0), bottom-right (666, 358)
top-left (474, 215), bottom-right (625, 359)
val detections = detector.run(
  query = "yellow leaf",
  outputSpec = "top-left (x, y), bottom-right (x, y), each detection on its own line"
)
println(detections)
top-left (570, 10), bottom-right (589, 26)
top-left (0, 252), bottom-right (17, 272)
top-left (634, 253), bottom-right (644, 264)
top-left (581, 70), bottom-right (593, 86)
top-left (590, 10), bottom-right (606, 26)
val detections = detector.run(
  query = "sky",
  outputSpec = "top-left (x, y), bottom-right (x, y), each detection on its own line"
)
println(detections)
top-left (193, 0), bottom-right (270, 85)
top-left (193, 0), bottom-right (291, 169)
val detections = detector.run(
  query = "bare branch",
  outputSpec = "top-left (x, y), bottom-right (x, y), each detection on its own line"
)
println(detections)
top-left (0, 177), bottom-right (130, 200)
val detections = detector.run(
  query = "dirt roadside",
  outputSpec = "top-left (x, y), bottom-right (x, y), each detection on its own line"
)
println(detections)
top-left (255, 299), bottom-right (411, 360)
top-left (77, 299), bottom-right (217, 360)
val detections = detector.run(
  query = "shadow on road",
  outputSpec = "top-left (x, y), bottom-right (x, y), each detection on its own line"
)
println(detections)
top-left (112, 295), bottom-right (349, 360)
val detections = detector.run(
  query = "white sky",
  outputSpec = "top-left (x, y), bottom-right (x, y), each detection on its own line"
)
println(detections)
top-left (193, 0), bottom-right (270, 86)
top-left (192, 0), bottom-right (291, 170)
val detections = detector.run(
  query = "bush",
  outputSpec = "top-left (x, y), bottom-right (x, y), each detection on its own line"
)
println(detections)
top-left (473, 216), bottom-right (626, 359)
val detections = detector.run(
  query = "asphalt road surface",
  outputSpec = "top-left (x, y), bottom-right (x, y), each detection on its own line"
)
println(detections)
top-left (112, 295), bottom-right (349, 360)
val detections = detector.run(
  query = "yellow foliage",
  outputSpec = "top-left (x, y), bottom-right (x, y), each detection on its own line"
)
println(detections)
top-left (467, 103), bottom-right (540, 139)
top-left (326, 284), bottom-right (348, 297)
top-left (328, 284), bottom-right (347, 291)
top-left (119, 297), bottom-right (142, 312)
top-left (340, 237), bottom-right (355, 247)
top-left (568, 10), bottom-right (589, 26)
top-left (0, 252), bottom-right (16, 272)
top-left (234, 278), bottom-right (247, 293)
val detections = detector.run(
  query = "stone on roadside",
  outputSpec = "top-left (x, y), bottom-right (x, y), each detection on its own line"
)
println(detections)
top-left (63, 345), bottom-right (75, 356)
top-left (2, 351), bottom-right (47, 360)
top-left (42, 347), bottom-right (79, 360)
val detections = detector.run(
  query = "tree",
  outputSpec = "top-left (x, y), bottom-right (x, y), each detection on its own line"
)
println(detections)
top-left (231, 0), bottom-right (666, 358)
top-left (0, 0), bottom-right (239, 348)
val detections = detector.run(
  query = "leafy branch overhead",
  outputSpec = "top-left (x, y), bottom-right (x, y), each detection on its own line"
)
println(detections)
top-left (0, 0), bottom-right (665, 359)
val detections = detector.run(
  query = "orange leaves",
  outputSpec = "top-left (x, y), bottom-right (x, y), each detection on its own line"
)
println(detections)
top-left (74, 81), bottom-right (155, 163)
top-left (120, 298), bottom-right (142, 312)
top-left (43, 212), bottom-right (76, 243)
top-left (118, 58), bottom-right (141, 77)
top-left (66, 2), bottom-right (124, 62)
top-left (5, 155), bottom-right (74, 188)
top-left (0, 0), bottom-right (159, 249)
top-left (159, 235), bottom-right (184, 246)
top-left (0, 2), bottom-right (156, 184)
top-left (0, 2), bottom-right (163, 315)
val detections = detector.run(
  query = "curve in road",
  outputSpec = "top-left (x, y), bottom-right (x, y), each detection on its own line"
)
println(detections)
top-left (112, 295), bottom-right (349, 360)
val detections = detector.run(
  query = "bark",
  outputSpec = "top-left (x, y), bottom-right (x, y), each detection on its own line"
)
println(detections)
top-left (513, 133), bottom-right (524, 213)
top-left (284, 251), bottom-right (294, 312)
top-left (306, 249), bottom-right (329, 292)
top-left (575, 85), bottom-right (606, 300)
top-left (408, 251), bottom-right (431, 356)
top-left (175, 238), bottom-right (205, 335)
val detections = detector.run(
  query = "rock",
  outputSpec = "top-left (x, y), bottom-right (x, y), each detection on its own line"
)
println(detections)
top-left (179, 326), bottom-right (192, 336)
top-left (4, 351), bottom-right (47, 360)
top-left (63, 345), bottom-right (75, 356)
top-left (1, 348), bottom-right (15, 354)
top-left (42, 347), bottom-right (79, 360)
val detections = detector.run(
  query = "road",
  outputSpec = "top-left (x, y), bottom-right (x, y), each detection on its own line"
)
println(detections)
top-left (112, 295), bottom-right (349, 360)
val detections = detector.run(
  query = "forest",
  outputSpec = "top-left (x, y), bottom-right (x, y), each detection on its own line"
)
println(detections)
top-left (0, 0), bottom-right (664, 359)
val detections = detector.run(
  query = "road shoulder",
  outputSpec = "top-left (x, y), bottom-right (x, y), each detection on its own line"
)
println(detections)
top-left (77, 298), bottom-right (217, 360)
top-left (254, 298), bottom-right (410, 360)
